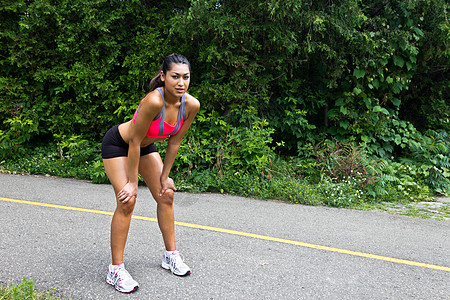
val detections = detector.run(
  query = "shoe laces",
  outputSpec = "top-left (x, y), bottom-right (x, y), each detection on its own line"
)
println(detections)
top-left (169, 253), bottom-right (185, 269)
top-left (113, 266), bottom-right (132, 284)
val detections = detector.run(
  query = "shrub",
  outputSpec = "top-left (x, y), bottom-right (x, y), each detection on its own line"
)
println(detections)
top-left (0, 277), bottom-right (69, 300)
top-left (169, 108), bottom-right (276, 178)
top-left (366, 161), bottom-right (433, 202)
top-left (406, 130), bottom-right (450, 196)
top-left (319, 177), bottom-right (366, 208)
top-left (314, 139), bottom-right (379, 190)
top-left (0, 134), bottom-right (107, 183)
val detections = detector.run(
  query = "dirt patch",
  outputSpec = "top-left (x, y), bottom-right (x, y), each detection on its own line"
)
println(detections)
top-left (379, 197), bottom-right (450, 221)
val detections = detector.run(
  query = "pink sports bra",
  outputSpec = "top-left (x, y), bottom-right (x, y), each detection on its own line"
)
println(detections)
top-left (132, 88), bottom-right (186, 139)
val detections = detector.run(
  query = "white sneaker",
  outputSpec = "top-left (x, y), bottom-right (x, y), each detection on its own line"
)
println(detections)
top-left (162, 251), bottom-right (191, 276)
top-left (106, 264), bottom-right (139, 293)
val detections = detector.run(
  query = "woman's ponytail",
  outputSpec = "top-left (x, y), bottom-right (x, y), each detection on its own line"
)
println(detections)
top-left (149, 69), bottom-right (164, 91)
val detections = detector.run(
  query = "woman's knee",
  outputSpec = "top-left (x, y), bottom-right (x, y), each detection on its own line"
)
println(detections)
top-left (156, 189), bottom-right (174, 206)
top-left (116, 196), bottom-right (136, 215)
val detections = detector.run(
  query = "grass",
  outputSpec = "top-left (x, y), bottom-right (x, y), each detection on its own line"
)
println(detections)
top-left (0, 278), bottom-right (72, 300)
top-left (1, 141), bottom-right (448, 221)
top-left (368, 200), bottom-right (450, 221)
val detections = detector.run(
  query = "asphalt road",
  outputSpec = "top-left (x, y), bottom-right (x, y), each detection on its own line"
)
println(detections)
top-left (0, 173), bottom-right (449, 299)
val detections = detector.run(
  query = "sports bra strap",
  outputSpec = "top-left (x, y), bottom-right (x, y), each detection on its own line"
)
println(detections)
top-left (156, 87), bottom-right (186, 136)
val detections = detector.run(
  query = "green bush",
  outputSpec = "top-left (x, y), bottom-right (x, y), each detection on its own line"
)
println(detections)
top-left (366, 161), bottom-right (433, 202)
top-left (173, 0), bottom-right (449, 161)
top-left (0, 134), bottom-right (107, 183)
top-left (0, 0), bottom-right (165, 143)
top-left (169, 109), bottom-right (275, 178)
top-left (319, 177), bottom-right (366, 208)
top-left (406, 130), bottom-right (450, 196)
top-left (314, 139), bottom-right (379, 189)
top-left (0, 277), bottom-right (69, 300)
top-left (1, 0), bottom-right (448, 209)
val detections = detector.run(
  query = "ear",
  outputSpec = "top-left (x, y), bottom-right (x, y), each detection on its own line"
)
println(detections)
top-left (160, 70), bottom-right (165, 82)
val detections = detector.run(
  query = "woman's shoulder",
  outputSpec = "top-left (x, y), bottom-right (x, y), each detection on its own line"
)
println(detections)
top-left (141, 89), bottom-right (164, 109)
top-left (184, 93), bottom-right (200, 110)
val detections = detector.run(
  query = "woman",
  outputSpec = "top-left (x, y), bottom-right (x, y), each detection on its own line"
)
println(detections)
top-left (101, 54), bottom-right (200, 293)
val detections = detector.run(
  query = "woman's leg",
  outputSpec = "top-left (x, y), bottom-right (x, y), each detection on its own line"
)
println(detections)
top-left (103, 157), bottom-right (136, 265)
top-left (138, 153), bottom-right (176, 251)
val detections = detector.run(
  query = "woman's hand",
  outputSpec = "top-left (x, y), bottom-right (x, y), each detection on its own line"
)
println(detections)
top-left (160, 177), bottom-right (177, 197)
top-left (117, 182), bottom-right (138, 203)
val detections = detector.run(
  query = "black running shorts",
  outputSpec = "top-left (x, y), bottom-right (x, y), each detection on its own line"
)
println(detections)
top-left (101, 125), bottom-right (157, 159)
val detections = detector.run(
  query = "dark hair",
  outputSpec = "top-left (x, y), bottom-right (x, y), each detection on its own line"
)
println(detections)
top-left (149, 54), bottom-right (191, 91)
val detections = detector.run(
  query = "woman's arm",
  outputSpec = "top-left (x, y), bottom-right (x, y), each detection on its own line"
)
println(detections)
top-left (117, 92), bottom-right (163, 203)
top-left (160, 95), bottom-right (200, 196)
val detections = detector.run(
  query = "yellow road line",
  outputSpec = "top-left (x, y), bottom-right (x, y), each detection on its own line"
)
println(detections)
top-left (1, 196), bottom-right (449, 272)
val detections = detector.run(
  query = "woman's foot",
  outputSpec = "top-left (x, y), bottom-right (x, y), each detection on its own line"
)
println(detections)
top-left (161, 251), bottom-right (191, 276)
top-left (106, 264), bottom-right (139, 293)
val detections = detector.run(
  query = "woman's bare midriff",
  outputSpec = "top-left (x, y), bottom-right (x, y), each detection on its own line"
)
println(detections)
top-left (118, 121), bottom-right (165, 147)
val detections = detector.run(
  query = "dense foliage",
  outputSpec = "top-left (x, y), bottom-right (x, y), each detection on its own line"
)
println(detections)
top-left (1, 0), bottom-right (449, 205)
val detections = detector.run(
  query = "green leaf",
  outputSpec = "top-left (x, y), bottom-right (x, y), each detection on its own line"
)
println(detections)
top-left (381, 108), bottom-right (389, 115)
top-left (353, 68), bottom-right (365, 79)
top-left (353, 87), bottom-right (362, 95)
top-left (390, 98), bottom-right (401, 107)
top-left (327, 108), bottom-right (340, 118)
top-left (335, 98), bottom-right (345, 106)
top-left (340, 120), bottom-right (349, 129)
top-left (406, 62), bottom-right (413, 71)
top-left (373, 106), bottom-right (382, 112)
top-left (372, 79), bottom-right (380, 89)
top-left (392, 83), bottom-right (401, 94)
top-left (393, 56), bottom-right (405, 68)
top-left (414, 27), bottom-right (424, 37)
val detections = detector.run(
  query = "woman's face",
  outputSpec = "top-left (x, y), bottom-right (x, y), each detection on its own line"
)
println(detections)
top-left (161, 63), bottom-right (190, 98)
